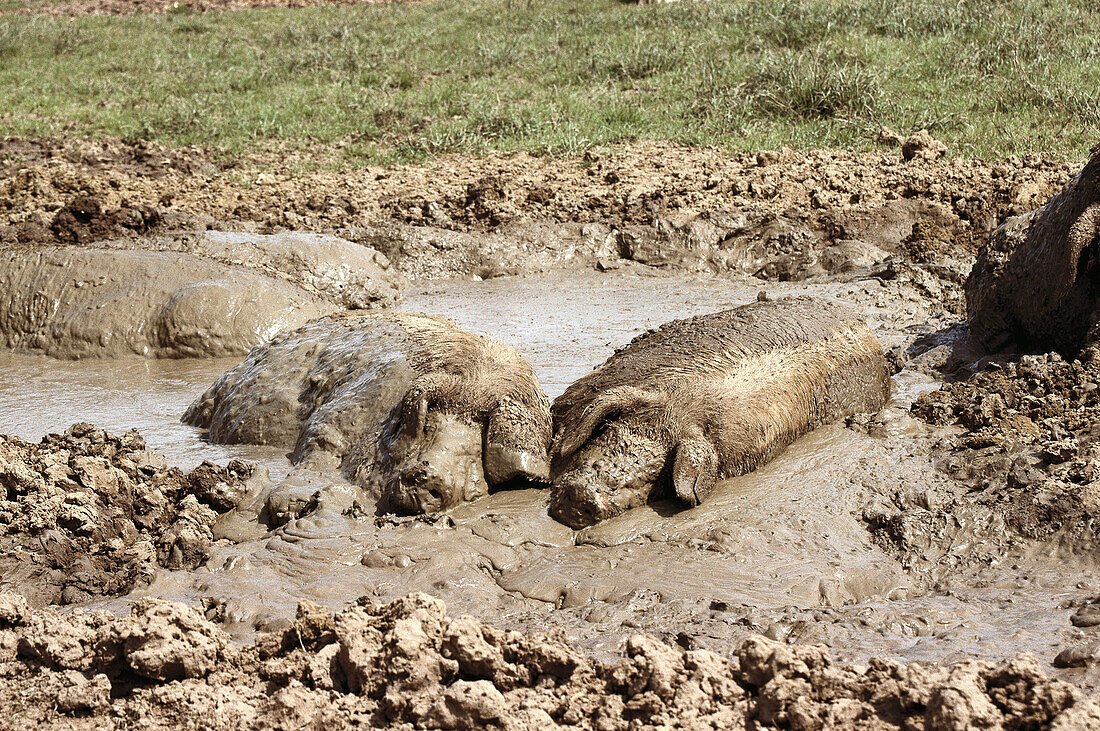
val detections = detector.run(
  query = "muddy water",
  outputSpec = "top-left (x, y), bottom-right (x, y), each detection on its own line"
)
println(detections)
top-left (3, 271), bottom-right (1097, 684)
top-left (0, 353), bottom-right (290, 471)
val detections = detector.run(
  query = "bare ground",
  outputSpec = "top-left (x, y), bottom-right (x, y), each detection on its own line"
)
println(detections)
top-left (0, 424), bottom-right (252, 607)
top-left (0, 135), bottom-right (1074, 251)
top-left (2, 591), bottom-right (1097, 730)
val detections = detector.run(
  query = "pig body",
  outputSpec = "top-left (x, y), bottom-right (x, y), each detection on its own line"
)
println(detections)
top-left (966, 149), bottom-right (1100, 354)
top-left (549, 298), bottom-right (889, 528)
top-left (184, 312), bottom-right (551, 514)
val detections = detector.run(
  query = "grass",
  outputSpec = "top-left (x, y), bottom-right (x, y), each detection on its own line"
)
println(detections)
top-left (0, 0), bottom-right (1098, 165)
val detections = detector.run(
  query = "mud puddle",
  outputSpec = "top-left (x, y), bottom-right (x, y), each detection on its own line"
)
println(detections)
top-left (3, 270), bottom-right (1098, 689)
top-left (0, 353), bottom-right (290, 472)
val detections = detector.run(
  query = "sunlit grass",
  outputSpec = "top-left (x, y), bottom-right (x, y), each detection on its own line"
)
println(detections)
top-left (0, 0), bottom-right (1097, 165)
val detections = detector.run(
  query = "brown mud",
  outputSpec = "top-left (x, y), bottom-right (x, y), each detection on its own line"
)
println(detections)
top-left (910, 349), bottom-right (1100, 572)
top-left (15, 273), bottom-right (1083, 697)
top-left (0, 136), bottom-right (1075, 283)
top-left (0, 423), bottom-right (253, 607)
top-left (3, 135), bottom-right (1100, 725)
top-left (3, 591), bottom-right (1098, 730)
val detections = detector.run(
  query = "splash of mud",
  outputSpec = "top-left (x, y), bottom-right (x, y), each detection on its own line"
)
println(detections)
top-left (1, 591), bottom-right (1095, 730)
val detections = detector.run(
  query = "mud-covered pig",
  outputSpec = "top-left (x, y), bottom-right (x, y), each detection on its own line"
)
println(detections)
top-left (966, 148), bottom-right (1100, 354)
top-left (549, 297), bottom-right (890, 528)
top-left (184, 312), bottom-right (551, 513)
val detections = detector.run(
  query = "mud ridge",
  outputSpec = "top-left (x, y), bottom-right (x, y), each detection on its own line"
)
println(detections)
top-left (1, 591), bottom-right (1096, 730)
top-left (0, 424), bottom-right (254, 607)
top-left (0, 136), bottom-right (1076, 283)
top-left (909, 350), bottom-right (1100, 556)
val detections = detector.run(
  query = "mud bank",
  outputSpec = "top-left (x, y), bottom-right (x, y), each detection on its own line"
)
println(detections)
top-left (0, 230), bottom-right (402, 358)
top-left (0, 136), bottom-right (1076, 280)
top-left (2, 591), bottom-right (1096, 730)
top-left (910, 350), bottom-right (1100, 554)
top-left (0, 424), bottom-right (253, 607)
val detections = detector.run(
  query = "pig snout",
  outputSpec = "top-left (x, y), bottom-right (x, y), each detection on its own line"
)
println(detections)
top-left (484, 443), bottom-right (550, 485)
top-left (548, 423), bottom-right (669, 528)
top-left (387, 459), bottom-right (453, 514)
top-left (549, 469), bottom-right (614, 529)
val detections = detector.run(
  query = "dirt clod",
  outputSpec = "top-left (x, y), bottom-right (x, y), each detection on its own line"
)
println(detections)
top-left (0, 591), bottom-right (1091, 730)
top-left (0, 424), bottom-right (253, 606)
top-left (910, 350), bottom-right (1100, 551)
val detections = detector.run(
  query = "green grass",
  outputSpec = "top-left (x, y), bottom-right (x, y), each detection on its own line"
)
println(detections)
top-left (0, 0), bottom-right (1098, 164)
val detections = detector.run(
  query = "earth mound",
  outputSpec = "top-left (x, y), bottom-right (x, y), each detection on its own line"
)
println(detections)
top-left (0, 591), bottom-right (1095, 730)
top-left (0, 136), bottom-right (1075, 282)
top-left (904, 350), bottom-right (1100, 559)
top-left (0, 423), bottom-right (253, 606)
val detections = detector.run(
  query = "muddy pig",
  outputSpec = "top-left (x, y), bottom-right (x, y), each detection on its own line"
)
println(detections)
top-left (549, 297), bottom-right (890, 528)
top-left (184, 312), bottom-right (551, 514)
top-left (966, 147), bottom-right (1100, 354)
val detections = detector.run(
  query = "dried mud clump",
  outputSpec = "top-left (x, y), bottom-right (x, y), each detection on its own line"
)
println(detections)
top-left (910, 350), bottom-right (1100, 549)
top-left (0, 423), bottom-right (253, 606)
top-left (49, 194), bottom-right (160, 245)
top-left (0, 137), bottom-right (1073, 263)
top-left (0, 592), bottom-right (1095, 730)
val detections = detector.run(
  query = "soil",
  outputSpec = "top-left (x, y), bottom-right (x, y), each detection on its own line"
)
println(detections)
top-left (909, 349), bottom-right (1100, 553)
top-left (0, 423), bottom-right (253, 607)
top-left (1, 591), bottom-right (1096, 730)
top-left (3, 132), bottom-right (1100, 726)
top-left (0, 136), bottom-right (1075, 282)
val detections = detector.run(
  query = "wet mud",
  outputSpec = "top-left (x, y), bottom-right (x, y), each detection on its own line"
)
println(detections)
top-left (3, 137), bottom-right (1100, 725)
top-left (2, 592), bottom-right (1097, 730)
top-left (0, 424), bottom-right (252, 607)
top-left (11, 272), bottom-right (1097, 691)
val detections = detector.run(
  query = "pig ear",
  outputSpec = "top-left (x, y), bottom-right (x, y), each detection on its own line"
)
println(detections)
top-left (399, 373), bottom-right (461, 438)
top-left (400, 390), bottom-right (429, 439)
top-left (553, 386), bottom-right (664, 462)
top-left (672, 436), bottom-right (718, 507)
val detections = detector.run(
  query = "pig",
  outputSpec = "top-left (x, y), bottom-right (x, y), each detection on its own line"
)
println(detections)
top-left (549, 297), bottom-right (890, 528)
top-left (184, 311), bottom-right (551, 514)
top-left (966, 147), bottom-right (1100, 354)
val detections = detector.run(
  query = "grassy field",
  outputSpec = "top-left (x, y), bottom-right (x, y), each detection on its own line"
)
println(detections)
top-left (0, 0), bottom-right (1098, 164)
